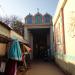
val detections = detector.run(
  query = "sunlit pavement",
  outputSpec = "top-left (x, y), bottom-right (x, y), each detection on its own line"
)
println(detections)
top-left (19, 61), bottom-right (65, 75)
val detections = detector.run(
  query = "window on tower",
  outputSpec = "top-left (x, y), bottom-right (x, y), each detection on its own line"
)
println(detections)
top-left (35, 13), bottom-right (42, 24)
top-left (25, 15), bottom-right (33, 24)
top-left (44, 14), bottom-right (51, 24)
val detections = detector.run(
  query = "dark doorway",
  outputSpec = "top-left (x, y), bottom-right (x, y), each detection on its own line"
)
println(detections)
top-left (30, 28), bottom-right (50, 61)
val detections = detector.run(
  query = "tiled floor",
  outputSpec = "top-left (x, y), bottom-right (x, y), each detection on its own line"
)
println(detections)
top-left (18, 62), bottom-right (65, 75)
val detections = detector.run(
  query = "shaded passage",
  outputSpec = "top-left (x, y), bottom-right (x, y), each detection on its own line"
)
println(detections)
top-left (21, 62), bottom-right (65, 75)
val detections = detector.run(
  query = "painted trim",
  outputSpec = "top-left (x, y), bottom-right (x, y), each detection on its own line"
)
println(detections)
top-left (53, 0), bottom-right (67, 25)
top-left (61, 8), bottom-right (66, 54)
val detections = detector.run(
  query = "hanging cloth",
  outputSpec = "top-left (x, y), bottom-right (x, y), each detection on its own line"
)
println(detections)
top-left (4, 59), bottom-right (17, 75)
top-left (8, 40), bottom-right (22, 61)
top-left (0, 62), bottom-right (6, 72)
top-left (23, 45), bottom-right (32, 53)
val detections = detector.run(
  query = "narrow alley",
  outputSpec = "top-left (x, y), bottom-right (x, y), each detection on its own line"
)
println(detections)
top-left (0, 0), bottom-right (75, 75)
top-left (17, 61), bottom-right (65, 75)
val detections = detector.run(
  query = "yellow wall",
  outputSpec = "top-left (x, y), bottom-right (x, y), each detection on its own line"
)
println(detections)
top-left (53, 0), bottom-right (67, 24)
top-left (64, 0), bottom-right (75, 64)
top-left (0, 24), bottom-right (10, 37)
top-left (0, 43), bottom-right (7, 56)
top-left (54, 12), bottom-right (65, 59)
top-left (10, 30), bottom-right (23, 41)
top-left (53, 0), bottom-right (75, 75)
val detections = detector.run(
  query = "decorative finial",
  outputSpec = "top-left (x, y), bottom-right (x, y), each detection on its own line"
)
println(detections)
top-left (37, 8), bottom-right (39, 13)
top-left (29, 13), bottom-right (30, 15)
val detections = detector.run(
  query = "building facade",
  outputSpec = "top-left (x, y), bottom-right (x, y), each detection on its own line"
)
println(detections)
top-left (24, 12), bottom-right (53, 60)
top-left (0, 21), bottom-right (30, 74)
top-left (53, 0), bottom-right (75, 75)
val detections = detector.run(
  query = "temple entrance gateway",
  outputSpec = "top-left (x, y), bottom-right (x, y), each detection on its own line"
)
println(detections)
top-left (30, 28), bottom-right (50, 60)
top-left (24, 12), bottom-right (53, 61)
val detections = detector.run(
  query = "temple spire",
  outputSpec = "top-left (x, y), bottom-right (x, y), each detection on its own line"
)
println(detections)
top-left (37, 8), bottom-right (39, 13)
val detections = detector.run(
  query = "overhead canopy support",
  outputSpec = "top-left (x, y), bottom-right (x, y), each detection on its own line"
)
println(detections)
top-left (0, 34), bottom-right (12, 43)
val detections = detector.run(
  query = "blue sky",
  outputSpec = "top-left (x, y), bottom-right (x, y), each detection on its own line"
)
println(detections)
top-left (0, 0), bottom-right (59, 21)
